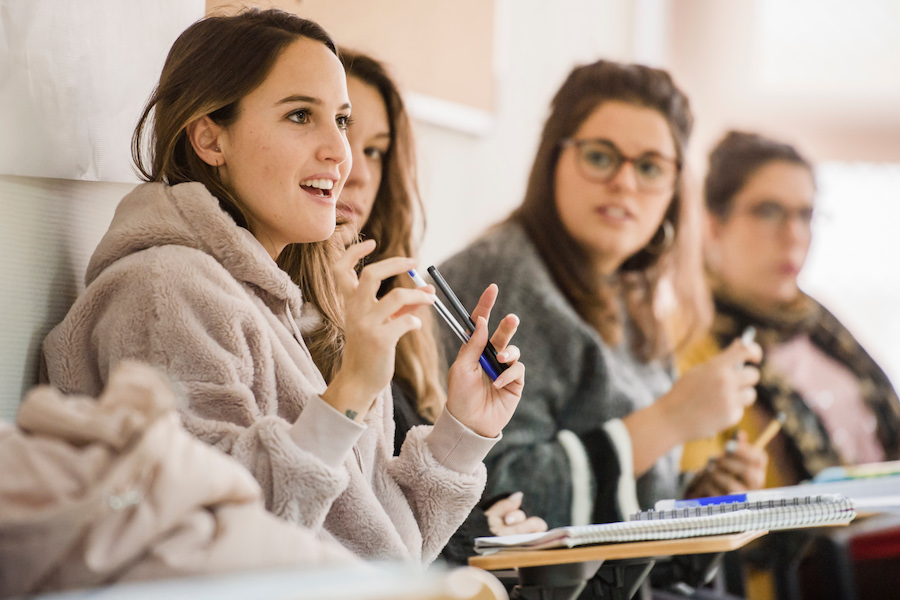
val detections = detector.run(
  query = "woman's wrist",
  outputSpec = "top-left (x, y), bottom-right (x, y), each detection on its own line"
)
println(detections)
top-left (322, 371), bottom-right (376, 422)
top-left (622, 399), bottom-right (685, 475)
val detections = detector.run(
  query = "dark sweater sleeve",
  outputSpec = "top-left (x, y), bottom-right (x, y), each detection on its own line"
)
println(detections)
top-left (437, 506), bottom-right (492, 565)
top-left (579, 428), bottom-right (625, 524)
top-left (391, 381), bottom-right (424, 456)
top-left (437, 227), bottom-right (630, 529)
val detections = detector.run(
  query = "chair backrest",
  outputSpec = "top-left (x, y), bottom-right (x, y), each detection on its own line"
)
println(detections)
top-left (0, 175), bottom-right (129, 422)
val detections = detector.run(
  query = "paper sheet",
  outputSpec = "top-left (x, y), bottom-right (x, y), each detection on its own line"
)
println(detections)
top-left (0, 0), bottom-right (204, 183)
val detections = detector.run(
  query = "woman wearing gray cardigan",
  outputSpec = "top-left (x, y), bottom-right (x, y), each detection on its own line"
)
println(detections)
top-left (438, 60), bottom-right (767, 531)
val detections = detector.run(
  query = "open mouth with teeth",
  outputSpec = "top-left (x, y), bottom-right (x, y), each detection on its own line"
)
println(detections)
top-left (300, 178), bottom-right (334, 198)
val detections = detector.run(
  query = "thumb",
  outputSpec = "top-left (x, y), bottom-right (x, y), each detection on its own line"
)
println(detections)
top-left (721, 336), bottom-right (760, 366)
top-left (457, 315), bottom-right (489, 363)
top-left (486, 491), bottom-right (524, 516)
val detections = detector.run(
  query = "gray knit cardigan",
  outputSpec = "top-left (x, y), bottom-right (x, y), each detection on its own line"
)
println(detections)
top-left (437, 221), bottom-right (681, 528)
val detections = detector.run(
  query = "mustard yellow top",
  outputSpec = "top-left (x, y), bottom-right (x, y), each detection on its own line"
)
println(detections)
top-left (677, 333), bottom-right (792, 489)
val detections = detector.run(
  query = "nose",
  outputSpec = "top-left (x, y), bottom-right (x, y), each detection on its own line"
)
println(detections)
top-left (317, 122), bottom-right (350, 166)
top-left (345, 143), bottom-right (371, 188)
top-left (781, 213), bottom-right (811, 245)
top-left (607, 160), bottom-right (639, 192)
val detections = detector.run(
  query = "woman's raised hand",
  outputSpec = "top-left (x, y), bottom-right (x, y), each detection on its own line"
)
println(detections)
top-left (661, 336), bottom-right (763, 442)
top-left (323, 240), bottom-right (436, 421)
top-left (445, 284), bottom-right (525, 438)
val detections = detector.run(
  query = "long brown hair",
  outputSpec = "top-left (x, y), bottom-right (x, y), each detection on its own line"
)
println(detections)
top-left (705, 130), bottom-right (814, 219)
top-left (131, 8), bottom-right (346, 380)
top-left (511, 60), bottom-right (709, 362)
top-left (339, 50), bottom-right (444, 420)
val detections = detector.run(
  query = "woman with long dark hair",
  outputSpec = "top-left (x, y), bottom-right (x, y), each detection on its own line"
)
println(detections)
top-left (438, 61), bottom-right (767, 531)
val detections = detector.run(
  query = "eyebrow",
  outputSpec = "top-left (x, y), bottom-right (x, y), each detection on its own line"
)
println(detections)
top-left (277, 95), bottom-right (351, 111)
top-left (583, 138), bottom-right (674, 160)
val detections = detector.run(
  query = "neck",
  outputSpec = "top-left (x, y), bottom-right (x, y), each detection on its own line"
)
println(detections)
top-left (593, 253), bottom-right (623, 281)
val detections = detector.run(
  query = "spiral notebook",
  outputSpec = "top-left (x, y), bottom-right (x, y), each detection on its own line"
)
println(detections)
top-left (473, 495), bottom-right (856, 553)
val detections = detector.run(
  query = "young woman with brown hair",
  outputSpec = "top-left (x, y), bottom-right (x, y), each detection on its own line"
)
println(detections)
top-left (323, 49), bottom-right (547, 563)
top-left (40, 9), bottom-right (525, 563)
top-left (438, 60), bottom-right (767, 532)
top-left (680, 130), bottom-right (900, 487)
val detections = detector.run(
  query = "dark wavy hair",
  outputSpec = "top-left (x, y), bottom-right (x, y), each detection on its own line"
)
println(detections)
top-left (510, 59), bottom-right (709, 361)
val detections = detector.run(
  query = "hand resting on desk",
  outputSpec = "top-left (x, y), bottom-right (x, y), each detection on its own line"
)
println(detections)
top-left (484, 491), bottom-right (548, 536)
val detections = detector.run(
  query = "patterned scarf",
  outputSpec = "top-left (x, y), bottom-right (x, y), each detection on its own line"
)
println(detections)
top-left (710, 284), bottom-right (900, 480)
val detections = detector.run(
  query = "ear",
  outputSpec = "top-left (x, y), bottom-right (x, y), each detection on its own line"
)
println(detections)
top-left (186, 116), bottom-right (225, 167)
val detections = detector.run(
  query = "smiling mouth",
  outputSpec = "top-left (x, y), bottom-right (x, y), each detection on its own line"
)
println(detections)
top-left (300, 178), bottom-right (334, 198)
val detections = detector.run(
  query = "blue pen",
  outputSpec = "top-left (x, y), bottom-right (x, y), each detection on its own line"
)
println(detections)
top-left (655, 490), bottom-right (785, 511)
top-left (407, 269), bottom-right (500, 380)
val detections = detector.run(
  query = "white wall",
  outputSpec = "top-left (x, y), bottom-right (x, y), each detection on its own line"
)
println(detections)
top-left (0, 0), bottom-right (203, 420)
top-left (800, 163), bottom-right (900, 388)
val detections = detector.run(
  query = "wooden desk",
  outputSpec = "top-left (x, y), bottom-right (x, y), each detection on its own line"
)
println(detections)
top-left (469, 531), bottom-right (767, 600)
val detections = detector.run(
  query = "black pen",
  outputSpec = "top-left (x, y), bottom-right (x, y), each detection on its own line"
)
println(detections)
top-left (407, 269), bottom-right (501, 380)
top-left (426, 266), bottom-right (509, 378)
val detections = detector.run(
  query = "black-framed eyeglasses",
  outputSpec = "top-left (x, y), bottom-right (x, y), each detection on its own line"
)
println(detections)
top-left (560, 138), bottom-right (681, 192)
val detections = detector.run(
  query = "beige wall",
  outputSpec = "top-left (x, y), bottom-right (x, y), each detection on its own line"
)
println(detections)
top-left (207, 0), bottom-right (495, 112)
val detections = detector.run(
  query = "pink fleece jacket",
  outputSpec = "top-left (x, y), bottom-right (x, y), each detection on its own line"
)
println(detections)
top-left (42, 182), bottom-right (497, 563)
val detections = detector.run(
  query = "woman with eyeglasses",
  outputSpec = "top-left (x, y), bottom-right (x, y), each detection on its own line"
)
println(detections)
top-left (436, 61), bottom-right (766, 534)
top-left (680, 131), bottom-right (900, 488)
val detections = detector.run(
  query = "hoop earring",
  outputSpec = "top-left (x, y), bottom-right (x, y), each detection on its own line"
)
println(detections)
top-left (215, 160), bottom-right (221, 181)
top-left (645, 219), bottom-right (674, 255)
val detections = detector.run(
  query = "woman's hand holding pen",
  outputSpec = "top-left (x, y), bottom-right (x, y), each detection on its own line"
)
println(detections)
top-left (324, 240), bottom-right (436, 421)
top-left (624, 334), bottom-right (763, 476)
top-left (662, 336), bottom-right (763, 442)
top-left (685, 431), bottom-right (768, 497)
top-left (446, 284), bottom-right (525, 439)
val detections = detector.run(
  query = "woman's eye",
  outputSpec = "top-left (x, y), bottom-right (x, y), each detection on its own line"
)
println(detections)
top-left (288, 109), bottom-right (310, 125)
top-left (636, 159), bottom-right (663, 178)
top-left (751, 204), bottom-right (784, 221)
top-left (336, 115), bottom-right (351, 131)
top-left (584, 149), bottom-right (615, 169)
top-left (364, 147), bottom-right (386, 161)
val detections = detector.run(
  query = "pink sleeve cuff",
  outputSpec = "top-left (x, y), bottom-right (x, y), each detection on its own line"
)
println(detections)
top-left (425, 408), bottom-right (500, 475)
top-left (289, 396), bottom-right (366, 468)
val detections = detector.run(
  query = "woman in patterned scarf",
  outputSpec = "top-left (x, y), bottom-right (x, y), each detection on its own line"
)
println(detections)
top-left (681, 130), bottom-right (900, 487)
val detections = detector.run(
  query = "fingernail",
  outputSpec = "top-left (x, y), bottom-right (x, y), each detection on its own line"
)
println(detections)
top-left (510, 491), bottom-right (523, 501)
top-left (510, 314), bottom-right (520, 326)
top-left (504, 514), bottom-right (517, 525)
top-left (497, 351), bottom-right (508, 362)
